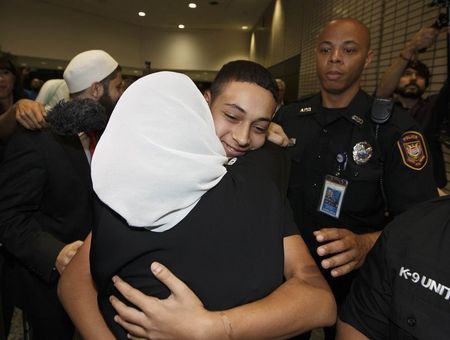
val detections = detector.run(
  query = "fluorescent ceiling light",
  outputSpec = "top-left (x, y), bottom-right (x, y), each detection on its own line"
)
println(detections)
top-left (242, 26), bottom-right (248, 30)
top-left (188, 3), bottom-right (197, 8)
top-left (178, 24), bottom-right (185, 29)
top-left (138, 11), bottom-right (146, 17)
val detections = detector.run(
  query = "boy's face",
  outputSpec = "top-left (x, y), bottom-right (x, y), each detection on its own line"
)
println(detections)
top-left (205, 81), bottom-right (276, 158)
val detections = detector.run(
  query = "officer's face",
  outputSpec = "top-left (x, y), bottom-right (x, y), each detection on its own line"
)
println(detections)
top-left (396, 68), bottom-right (426, 99)
top-left (315, 19), bottom-right (373, 96)
top-left (205, 81), bottom-right (276, 158)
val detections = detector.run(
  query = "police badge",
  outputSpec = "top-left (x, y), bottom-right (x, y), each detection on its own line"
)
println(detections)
top-left (352, 141), bottom-right (373, 165)
top-left (397, 131), bottom-right (428, 170)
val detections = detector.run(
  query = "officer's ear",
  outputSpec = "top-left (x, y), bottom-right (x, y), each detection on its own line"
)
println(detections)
top-left (364, 49), bottom-right (374, 69)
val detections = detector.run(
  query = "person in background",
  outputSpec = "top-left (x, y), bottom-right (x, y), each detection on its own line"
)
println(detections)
top-left (275, 78), bottom-right (286, 112)
top-left (24, 78), bottom-right (44, 100)
top-left (0, 54), bottom-right (25, 115)
top-left (0, 49), bottom-right (122, 340)
top-left (0, 53), bottom-right (27, 154)
top-left (376, 25), bottom-right (449, 190)
top-left (337, 194), bottom-right (450, 339)
top-left (36, 79), bottom-right (70, 111)
top-left (275, 18), bottom-right (437, 340)
top-left (0, 54), bottom-right (26, 338)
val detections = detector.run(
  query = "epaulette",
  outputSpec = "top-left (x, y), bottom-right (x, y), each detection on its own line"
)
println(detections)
top-left (276, 93), bottom-right (318, 120)
top-left (295, 93), bottom-right (317, 116)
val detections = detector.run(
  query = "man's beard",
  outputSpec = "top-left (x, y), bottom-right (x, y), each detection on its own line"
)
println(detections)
top-left (46, 98), bottom-right (109, 135)
top-left (98, 89), bottom-right (118, 118)
top-left (395, 81), bottom-right (425, 99)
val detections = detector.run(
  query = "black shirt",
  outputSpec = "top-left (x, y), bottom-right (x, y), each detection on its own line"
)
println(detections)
top-left (276, 90), bottom-right (437, 302)
top-left (398, 95), bottom-right (447, 188)
top-left (90, 142), bottom-right (298, 338)
top-left (340, 196), bottom-right (450, 339)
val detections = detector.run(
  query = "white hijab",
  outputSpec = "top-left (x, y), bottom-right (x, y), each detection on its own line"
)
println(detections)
top-left (91, 71), bottom-right (227, 232)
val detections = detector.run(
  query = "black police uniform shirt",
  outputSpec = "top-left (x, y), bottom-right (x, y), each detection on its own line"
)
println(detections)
top-left (90, 142), bottom-right (298, 339)
top-left (340, 196), bottom-right (450, 339)
top-left (399, 94), bottom-right (447, 188)
top-left (275, 89), bottom-right (437, 301)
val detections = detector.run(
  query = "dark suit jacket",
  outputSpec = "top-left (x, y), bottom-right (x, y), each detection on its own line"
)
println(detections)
top-left (0, 128), bottom-right (93, 317)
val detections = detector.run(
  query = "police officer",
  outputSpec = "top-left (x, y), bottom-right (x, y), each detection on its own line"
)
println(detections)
top-left (337, 195), bottom-right (450, 339)
top-left (275, 18), bottom-right (437, 339)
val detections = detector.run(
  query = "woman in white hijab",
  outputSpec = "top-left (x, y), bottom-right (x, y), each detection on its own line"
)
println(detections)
top-left (59, 62), bottom-right (335, 340)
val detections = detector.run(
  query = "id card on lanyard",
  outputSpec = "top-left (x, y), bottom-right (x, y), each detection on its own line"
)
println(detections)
top-left (318, 175), bottom-right (348, 218)
top-left (318, 151), bottom-right (348, 219)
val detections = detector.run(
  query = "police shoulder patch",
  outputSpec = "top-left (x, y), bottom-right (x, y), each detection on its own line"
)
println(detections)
top-left (397, 131), bottom-right (428, 170)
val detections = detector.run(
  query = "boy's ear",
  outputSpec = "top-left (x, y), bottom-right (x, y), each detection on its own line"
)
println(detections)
top-left (204, 90), bottom-right (211, 105)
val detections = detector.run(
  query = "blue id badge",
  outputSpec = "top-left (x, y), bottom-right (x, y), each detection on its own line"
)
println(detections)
top-left (318, 175), bottom-right (348, 219)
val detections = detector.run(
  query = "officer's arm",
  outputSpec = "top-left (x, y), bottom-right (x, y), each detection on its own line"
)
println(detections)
top-left (337, 231), bottom-right (392, 339)
top-left (384, 130), bottom-right (437, 215)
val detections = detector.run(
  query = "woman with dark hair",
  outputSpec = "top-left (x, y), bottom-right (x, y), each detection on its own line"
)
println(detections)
top-left (0, 54), bottom-right (46, 144)
top-left (0, 53), bottom-right (25, 114)
top-left (0, 52), bottom-right (26, 340)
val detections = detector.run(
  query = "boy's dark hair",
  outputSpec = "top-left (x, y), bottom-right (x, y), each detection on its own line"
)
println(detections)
top-left (407, 60), bottom-right (430, 88)
top-left (209, 60), bottom-right (278, 103)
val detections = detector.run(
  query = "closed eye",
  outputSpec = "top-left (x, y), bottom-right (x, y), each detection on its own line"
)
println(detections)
top-left (253, 124), bottom-right (269, 134)
top-left (225, 113), bottom-right (238, 121)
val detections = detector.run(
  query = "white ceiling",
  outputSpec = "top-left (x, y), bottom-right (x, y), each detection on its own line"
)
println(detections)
top-left (16, 0), bottom-right (273, 79)
top-left (39, 0), bottom-right (273, 31)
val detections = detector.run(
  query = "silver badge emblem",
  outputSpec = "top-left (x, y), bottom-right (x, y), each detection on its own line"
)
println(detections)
top-left (352, 142), bottom-right (372, 165)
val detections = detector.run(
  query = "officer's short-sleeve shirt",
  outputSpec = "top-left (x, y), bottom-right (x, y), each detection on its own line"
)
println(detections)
top-left (275, 90), bottom-right (437, 244)
top-left (340, 196), bottom-right (450, 339)
top-left (275, 89), bottom-right (438, 303)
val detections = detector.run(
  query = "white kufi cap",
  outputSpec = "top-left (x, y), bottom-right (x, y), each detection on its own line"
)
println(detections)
top-left (63, 50), bottom-right (118, 93)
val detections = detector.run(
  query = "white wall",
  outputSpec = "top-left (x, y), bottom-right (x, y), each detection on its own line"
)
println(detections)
top-left (0, 0), bottom-right (250, 71)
